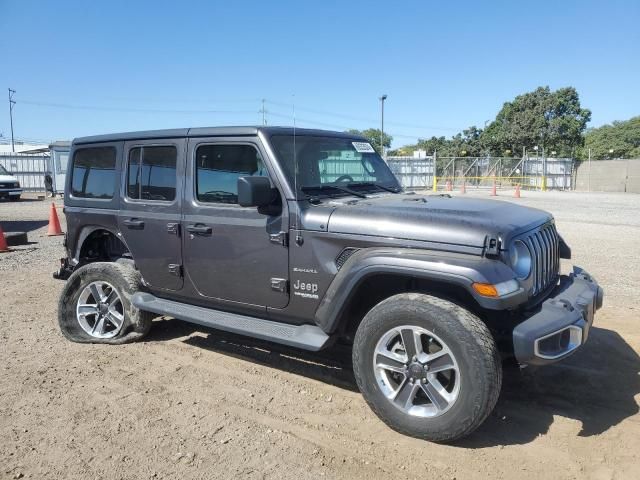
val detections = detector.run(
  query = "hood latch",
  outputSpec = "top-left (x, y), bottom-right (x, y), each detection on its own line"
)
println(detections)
top-left (484, 235), bottom-right (501, 258)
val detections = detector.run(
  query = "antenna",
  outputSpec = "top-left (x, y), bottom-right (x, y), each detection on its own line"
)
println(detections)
top-left (293, 94), bottom-right (303, 246)
top-left (293, 95), bottom-right (297, 196)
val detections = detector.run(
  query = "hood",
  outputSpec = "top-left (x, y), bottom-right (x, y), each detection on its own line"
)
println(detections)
top-left (0, 174), bottom-right (18, 183)
top-left (326, 193), bottom-right (552, 248)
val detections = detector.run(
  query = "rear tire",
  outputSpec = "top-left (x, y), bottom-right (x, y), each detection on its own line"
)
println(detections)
top-left (352, 293), bottom-right (501, 443)
top-left (58, 262), bottom-right (155, 344)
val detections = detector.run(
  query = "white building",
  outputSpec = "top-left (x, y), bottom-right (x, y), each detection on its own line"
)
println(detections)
top-left (0, 141), bottom-right (50, 153)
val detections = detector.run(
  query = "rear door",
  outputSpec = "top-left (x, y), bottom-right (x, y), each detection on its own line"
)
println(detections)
top-left (118, 139), bottom-right (185, 291)
top-left (182, 137), bottom-right (289, 309)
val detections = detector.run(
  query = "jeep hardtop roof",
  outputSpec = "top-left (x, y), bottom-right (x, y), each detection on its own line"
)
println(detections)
top-left (73, 126), bottom-right (365, 145)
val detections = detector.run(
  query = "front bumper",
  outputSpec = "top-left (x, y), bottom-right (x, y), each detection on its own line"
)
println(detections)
top-left (0, 188), bottom-right (22, 197)
top-left (513, 267), bottom-right (604, 366)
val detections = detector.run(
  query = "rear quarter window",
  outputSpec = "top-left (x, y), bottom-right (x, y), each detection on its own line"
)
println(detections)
top-left (71, 147), bottom-right (117, 199)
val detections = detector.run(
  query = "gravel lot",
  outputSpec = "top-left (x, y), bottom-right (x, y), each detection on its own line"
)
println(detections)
top-left (1, 191), bottom-right (638, 480)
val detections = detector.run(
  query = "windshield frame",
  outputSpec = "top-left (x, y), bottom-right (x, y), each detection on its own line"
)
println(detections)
top-left (266, 133), bottom-right (401, 200)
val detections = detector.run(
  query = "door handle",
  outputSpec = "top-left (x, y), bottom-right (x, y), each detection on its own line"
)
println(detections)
top-left (123, 218), bottom-right (145, 229)
top-left (186, 224), bottom-right (212, 235)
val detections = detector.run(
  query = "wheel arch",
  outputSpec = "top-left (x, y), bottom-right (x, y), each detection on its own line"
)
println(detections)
top-left (73, 226), bottom-right (133, 265)
top-left (314, 248), bottom-right (525, 337)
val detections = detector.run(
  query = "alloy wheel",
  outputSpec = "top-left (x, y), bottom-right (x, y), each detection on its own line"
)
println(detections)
top-left (76, 281), bottom-right (125, 339)
top-left (372, 325), bottom-right (461, 417)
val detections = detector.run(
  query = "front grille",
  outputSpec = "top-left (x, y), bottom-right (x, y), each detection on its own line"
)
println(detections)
top-left (0, 183), bottom-right (13, 188)
top-left (523, 223), bottom-right (560, 295)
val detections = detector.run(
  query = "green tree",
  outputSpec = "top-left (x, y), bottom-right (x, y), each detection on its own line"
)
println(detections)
top-left (402, 127), bottom-right (484, 157)
top-left (482, 86), bottom-right (591, 156)
top-left (452, 126), bottom-right (484, 156)
top-left (578, 116), bottom-right (640, 160)
top-left (347, 128), bottom-right (392, 154)
top-left (415, 136), bottom-right (449, 155)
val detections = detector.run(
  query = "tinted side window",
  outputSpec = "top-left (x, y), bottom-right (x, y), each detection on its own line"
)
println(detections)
top-left (71, 147), bottom-right (117, 199)
top-left (127, 146), bottom-right (177, 201)
top-left (196, 144), bottom-right (265, 204)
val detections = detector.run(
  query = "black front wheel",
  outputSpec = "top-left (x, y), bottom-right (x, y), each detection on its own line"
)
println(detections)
top-left (352, 293), bottom-right (502, 443)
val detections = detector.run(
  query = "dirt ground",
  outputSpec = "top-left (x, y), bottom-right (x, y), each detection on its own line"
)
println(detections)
top-left (1, 190), bottom-right (639, 480)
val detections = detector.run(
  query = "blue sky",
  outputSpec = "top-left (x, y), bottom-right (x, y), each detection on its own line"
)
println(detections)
top-left (0, 0), bottom-right (638, 147)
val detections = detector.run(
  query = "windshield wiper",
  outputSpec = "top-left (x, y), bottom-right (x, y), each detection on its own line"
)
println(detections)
top-left (300, 184), bottom-right (367, 199)
top-left (202, 190), bottom-right (236, 197)
top-left (346, 182), bottom-right (401, 193)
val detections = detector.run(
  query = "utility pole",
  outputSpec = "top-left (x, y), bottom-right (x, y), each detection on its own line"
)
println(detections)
top-left (587, 149), bottom-right (591, 192)
top-left (379, 94), bottom-right (387, 158)
top-left (542, 146), bottom-right (547, 191)
top-left (8, 88), bottom-right (16, 152)
top-left (259, 98), bottom-right (267, 126)
top-left (433, 149), bottom-right (438, 192)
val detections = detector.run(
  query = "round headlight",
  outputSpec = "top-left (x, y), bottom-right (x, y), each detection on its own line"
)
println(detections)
top-left (510, 240), bottom-right (532, 279)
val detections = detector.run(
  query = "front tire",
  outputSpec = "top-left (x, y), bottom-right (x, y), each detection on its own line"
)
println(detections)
top-left (352, 293), bottom-right (501, 443)
top-left (58, 262), bottom-right (155, 344)
top-left (9, 195), bottom-right (20, 201)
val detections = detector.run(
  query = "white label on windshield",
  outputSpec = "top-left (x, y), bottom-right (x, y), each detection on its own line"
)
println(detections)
top-left (352, 141), bottom-right (375, 153)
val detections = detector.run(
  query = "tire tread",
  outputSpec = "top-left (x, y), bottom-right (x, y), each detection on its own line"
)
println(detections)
top-left (352, 293), bottom-right (502, 443)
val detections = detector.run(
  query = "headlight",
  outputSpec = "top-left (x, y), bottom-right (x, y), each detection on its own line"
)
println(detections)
top-left (510, 240), bottom-right (532, 279)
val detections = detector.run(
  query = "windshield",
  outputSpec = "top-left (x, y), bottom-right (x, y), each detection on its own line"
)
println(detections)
top-left (269, 135), bottom-right (400, 198)
top-left (0, 165), bottom-right (10, 176)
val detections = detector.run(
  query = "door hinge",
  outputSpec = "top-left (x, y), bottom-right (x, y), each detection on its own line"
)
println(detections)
top-left (484, 235), bottom-right (501, 257)
top-left (167, 223), bottom-right (180, 236)
top-left (269, 231), bottom-right (288, 247)
top-left (270, 278), bottom-right (288, 293)
top-left (168, 264), bottom-right (183, 277)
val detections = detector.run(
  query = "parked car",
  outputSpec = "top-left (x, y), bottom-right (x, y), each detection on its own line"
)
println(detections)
top-left (0, 164), bottom-right (22, 201)
top-left (54, 127), bottom-right (603, 442)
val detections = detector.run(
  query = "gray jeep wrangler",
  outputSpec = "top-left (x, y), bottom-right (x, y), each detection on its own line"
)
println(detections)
top-left (55, 127), bottom-right (603, 442)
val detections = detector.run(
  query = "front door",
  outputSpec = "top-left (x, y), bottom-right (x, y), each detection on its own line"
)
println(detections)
top-left (182, 137), bottom-right (289, 309)
top-left (118, 139), bottom-right (185, 291)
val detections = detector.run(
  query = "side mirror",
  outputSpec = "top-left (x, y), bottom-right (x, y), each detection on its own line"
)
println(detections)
top-left (237, 176), bottom-right (274, 208)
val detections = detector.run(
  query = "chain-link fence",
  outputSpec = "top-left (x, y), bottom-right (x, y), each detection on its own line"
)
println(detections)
top-left (386, 155), bottom-right (575, 191)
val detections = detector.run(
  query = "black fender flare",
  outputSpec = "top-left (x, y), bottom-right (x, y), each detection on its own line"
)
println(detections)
top-left (71, 225), bottom-right (131, 264)
top-left (314, 247), bottom-right (527, 334)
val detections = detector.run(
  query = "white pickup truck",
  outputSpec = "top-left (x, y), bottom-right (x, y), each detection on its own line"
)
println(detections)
top-left (0, 164), bottom-right (22, 201)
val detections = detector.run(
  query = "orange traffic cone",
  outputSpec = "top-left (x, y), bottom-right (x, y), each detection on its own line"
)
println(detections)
top-left (0, 225), bottom-right (10, 253)
top-left (460, 182), bottom-right (466, 194)
top-left (514, 184), bottom-right (521, 198)
top-left (47, 202), bottom-right (64, 236)
top-left (490, 182), bottom-right (497, 196)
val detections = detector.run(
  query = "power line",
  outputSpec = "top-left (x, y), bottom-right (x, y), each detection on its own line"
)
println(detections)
top-left (17, 96), bottom-right (447, 143)
top-left (264, 99), bottom-right (460, 132)
top-left (20, 96), bottom-right (463, 132)
top-left (18, 99), bottom-right (256, 115)
top-left (266, 110), bottom-right (423, 140)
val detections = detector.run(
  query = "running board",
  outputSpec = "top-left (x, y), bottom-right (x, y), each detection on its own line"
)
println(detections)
top-left (131, 292), bottom-right (331, 351)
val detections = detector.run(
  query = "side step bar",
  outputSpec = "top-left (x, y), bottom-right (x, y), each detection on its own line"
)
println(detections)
top-left (131, 292), bottom-right (331, 351)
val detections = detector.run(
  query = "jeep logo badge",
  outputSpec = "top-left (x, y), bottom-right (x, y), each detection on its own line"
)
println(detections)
top-left (293, 279), bottom-right (319, 299)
